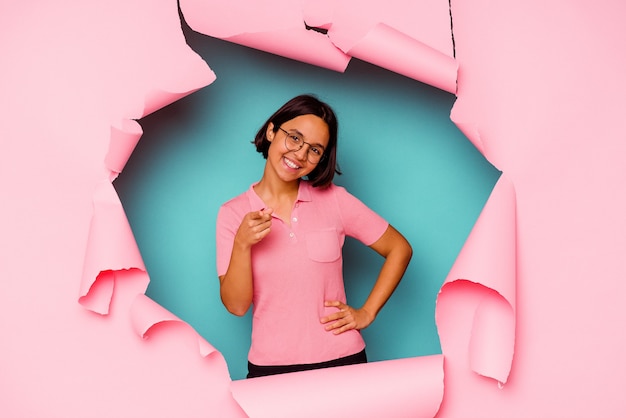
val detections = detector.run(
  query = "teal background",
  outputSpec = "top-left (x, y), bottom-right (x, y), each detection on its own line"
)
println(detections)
top-left (114, 23), bottom-right (500, 380)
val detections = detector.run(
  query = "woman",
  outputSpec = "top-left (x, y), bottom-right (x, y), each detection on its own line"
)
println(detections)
top-left (216, 94), bottom-right (412, 378)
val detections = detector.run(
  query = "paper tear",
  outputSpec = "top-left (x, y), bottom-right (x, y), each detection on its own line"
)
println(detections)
top-left (448, 0), bottom-right (456, 58)
top-left (301, 0), bottom-right (334, 30)
top-left (140, 82), bottom-right (213, 119)
top-left (77, 270), bottom-right (116, 315)
top-left (469, 287), bottom-right (515, 384)
top-left (436, 174), bottom-right (516, 383)
top-left (79, 180), bottom-right (146, 313)
top-left (333, 22), bottom-right (458, 93)
top-left (179, 0), bottom-right (351, 72)
top-left (105, 119), bottom-right (143, 179)
top-left (131, 294), bottom-right (218, 359)
top-left (231, 355), bottom-right (444, 418)
top-left (180, 0), bottom-right (456, 91)
top-left (449, 118), bottom-right (487, 159)
top-left (304, 22), bottom-right (329, 35)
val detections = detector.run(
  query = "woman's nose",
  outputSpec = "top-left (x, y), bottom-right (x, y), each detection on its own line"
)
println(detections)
top-left (293, 144), bottom-right (309, 161)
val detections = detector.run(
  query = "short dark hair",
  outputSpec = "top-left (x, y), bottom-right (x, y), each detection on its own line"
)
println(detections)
top-left (253, 94), bottom-right (341, 188)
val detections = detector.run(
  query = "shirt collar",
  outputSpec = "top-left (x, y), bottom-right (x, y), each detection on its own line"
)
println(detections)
top-left (246, 180), bottom-right (313, 211)
top-left (296, 180), bottom-right (313, 203)
top-left (246, 183), bottom-right (266, 212)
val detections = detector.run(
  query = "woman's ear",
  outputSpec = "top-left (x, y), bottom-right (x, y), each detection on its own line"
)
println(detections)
top-left (266, 123), bottom-right (275, 142)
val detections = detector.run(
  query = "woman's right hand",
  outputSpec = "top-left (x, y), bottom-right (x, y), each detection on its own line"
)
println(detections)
top-left (220, 207), bottom-right (273, 316)
top-left (234, 208), bottom-right (274, 248)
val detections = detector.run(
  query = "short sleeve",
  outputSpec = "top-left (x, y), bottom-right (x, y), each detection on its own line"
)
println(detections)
top-left (216, 204), bottom-right (243, 277)
top-left (333, 185), bottom-right (389, 246)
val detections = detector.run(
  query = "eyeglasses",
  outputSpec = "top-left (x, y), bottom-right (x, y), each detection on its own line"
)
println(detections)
top-left (278, 127), bottom-right (325, 164)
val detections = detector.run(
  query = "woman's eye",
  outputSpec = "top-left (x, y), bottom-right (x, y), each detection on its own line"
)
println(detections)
top-left (310, 147), bottom-right (321, 155)
top-left (290, 135), bottom-right (301, 143)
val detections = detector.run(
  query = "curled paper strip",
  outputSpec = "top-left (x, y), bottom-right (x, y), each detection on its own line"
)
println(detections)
top-left (436, 174), bottom-right (516, 384)
top-left (179, 0), bottom-right (351, 72)
top-left (468, 290), bottom-right (515, 383)
top-left (231, 354), bottom-right (444, 418)
top-left (180, 0), bottom-right (456, 92)
top-left (332, 22), bottom-right (458, 94)
top-left (105, 119), bottom-right (143, 177)
top-left (305, 0), bottom-right (454, 57)
top-left (83, 49), bottom-right (214, 312)
top-left (131, 293), bottom-right (218, 359)
top-left (79, 180), bottom-right (146, 314)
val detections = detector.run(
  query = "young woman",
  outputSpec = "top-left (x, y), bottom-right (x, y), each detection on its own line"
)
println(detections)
top-left (216, 94), bottom-right (412, 378)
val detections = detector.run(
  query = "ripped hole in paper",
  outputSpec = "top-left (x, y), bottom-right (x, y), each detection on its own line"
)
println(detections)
top-left (114, 23), bottom-right (500, 381)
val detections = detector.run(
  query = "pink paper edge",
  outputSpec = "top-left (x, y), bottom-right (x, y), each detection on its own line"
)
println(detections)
top-left (436, 174), bottom-right (517, 384)
top-left (231, 355), bottom-right (444, 418)
top-left (335, 22), bottom-right (458, 93)
top-left (131, 293), bottom-right (219, 359)
top-left (79, 180), bottom-right (147, 313)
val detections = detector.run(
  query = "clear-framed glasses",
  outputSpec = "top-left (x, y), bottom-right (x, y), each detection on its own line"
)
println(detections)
top-left (278, 127), bottom-right (325, 164)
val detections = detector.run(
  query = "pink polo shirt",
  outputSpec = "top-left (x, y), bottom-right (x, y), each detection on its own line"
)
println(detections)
top-left (216, 181), bottom-right (389, 366)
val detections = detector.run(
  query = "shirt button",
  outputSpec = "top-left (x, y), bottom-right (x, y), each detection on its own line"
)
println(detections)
top-left (289, 232), bottom-right (295, 238)
top-left (292, 217), bottom-right (298, 222)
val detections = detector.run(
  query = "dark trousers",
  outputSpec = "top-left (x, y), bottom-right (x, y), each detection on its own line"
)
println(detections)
top-left (247, 349), bottom-right (367, 378)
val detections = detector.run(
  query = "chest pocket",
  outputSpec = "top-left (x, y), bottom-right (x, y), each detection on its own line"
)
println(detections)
top-left (305, 229), bottom-right (341, 262)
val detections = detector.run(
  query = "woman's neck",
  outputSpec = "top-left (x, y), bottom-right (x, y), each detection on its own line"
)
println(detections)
top-left (254, 176), bottom-right (300, 222)
top-left (255, 176), bottom-right (299, 199)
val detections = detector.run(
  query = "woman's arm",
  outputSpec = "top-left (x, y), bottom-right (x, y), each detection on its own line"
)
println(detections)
top-left (321, 224), bottom-right (413, 334)
top-left (219, 208), bottom-right (273, 316)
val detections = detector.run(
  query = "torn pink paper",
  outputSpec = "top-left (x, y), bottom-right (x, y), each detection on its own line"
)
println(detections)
top-left (448, 119), bottom-right (487, 161)
top-left (77, 270), bottom-right (117, 315)
top-left (140, 72), bottom-right (216, 118)
top-left (105, 120), bottom-right (143, 178)
top-left (81, 13), bottom-right (216, 312)
top-left (1, 0), bottom-right (253, 415)
top-left (436, 175), bottom-right (516, 384)
top-left (322, 0), bottom-right (456, 92)
top-left (468, 291), bottom-right (515, 384)
top-left (313, 0), bottom-right (454, 57)
top-left (131, 293), bottom-right (218, 359)
top-left (179, 0), bottom-right (351, 71)
top-left (300, 0), bottom-right (334, 30)
top-left (79, 180), bottom-right (146, 314)
top-left (333, 22), bottom-right (458, 93)
top-left (180, 0), bottom-right (456, 91)
top-left (231, 355), bottom-right (444, 418)
top-left (106, 57), bottom-right (215, 179)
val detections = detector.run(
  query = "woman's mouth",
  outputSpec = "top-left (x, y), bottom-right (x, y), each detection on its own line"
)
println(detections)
top-left (283, 157), bottom-right (302, 170)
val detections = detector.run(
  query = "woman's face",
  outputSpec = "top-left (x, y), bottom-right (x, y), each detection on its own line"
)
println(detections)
top-left (266, 114), bottom-right (330, 183)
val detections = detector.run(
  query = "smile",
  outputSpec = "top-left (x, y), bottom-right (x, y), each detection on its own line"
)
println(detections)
top-left (283, 157), bottom-right (301, 170)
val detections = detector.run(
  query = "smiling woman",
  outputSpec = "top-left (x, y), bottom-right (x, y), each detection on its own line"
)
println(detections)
top-left (216, 94), bottom-right (413, 378)
top-left (113, 26), bottom-right (500, 380)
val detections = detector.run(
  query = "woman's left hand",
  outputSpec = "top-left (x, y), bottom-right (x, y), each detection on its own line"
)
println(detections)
top-left (320, 301), bottom-right (375, 335)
